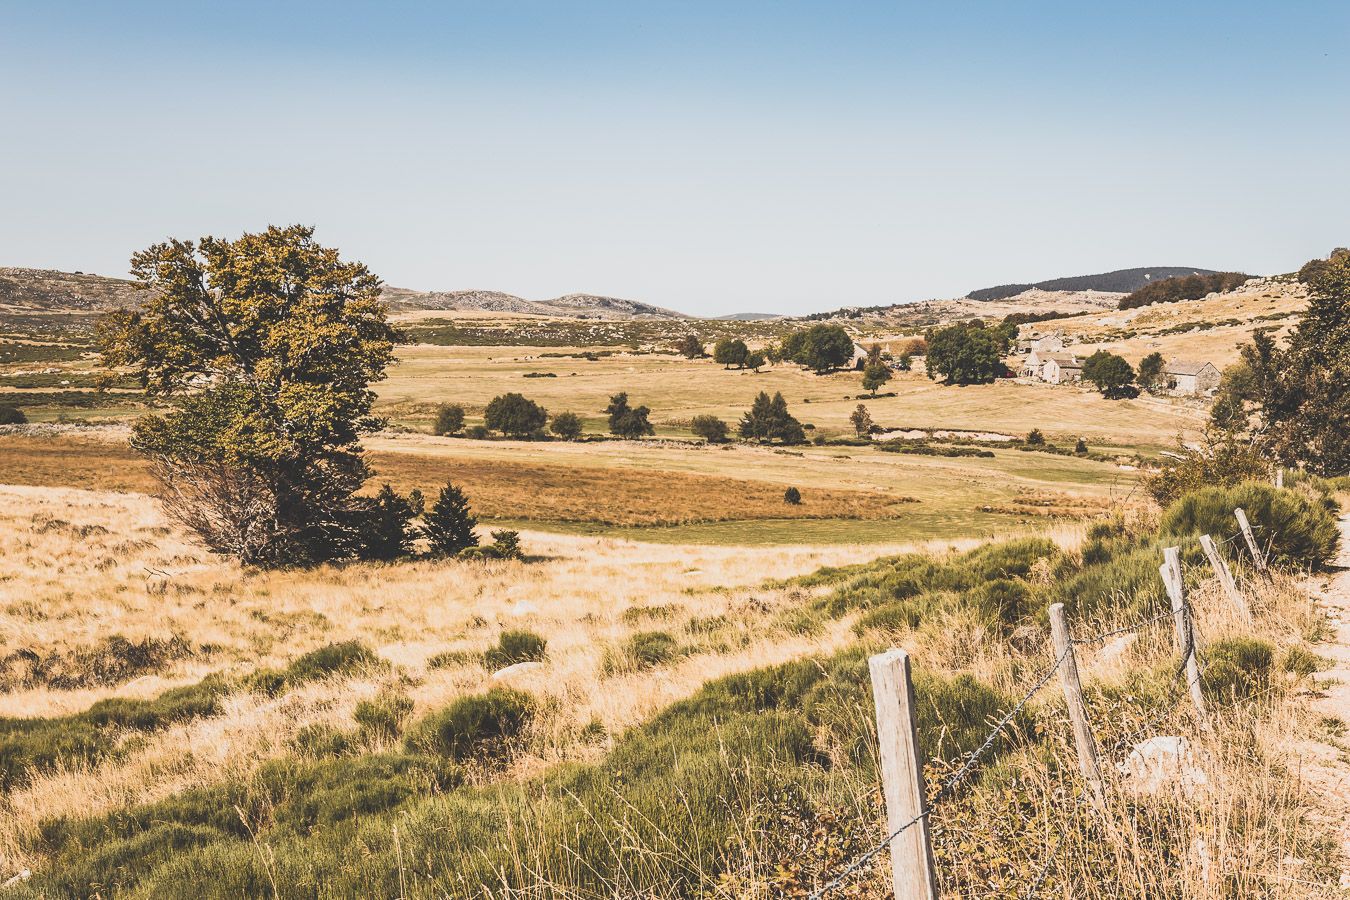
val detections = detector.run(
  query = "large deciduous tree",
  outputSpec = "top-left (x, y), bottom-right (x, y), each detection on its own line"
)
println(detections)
top-left (606, 392), bottom-right (655, 439)
top-left (1081, 351), bottom-right (1136, 398)
top-left (100, 225), bottom-right (401, 566)
top-left (924, 322), bottom-right (1004, 385)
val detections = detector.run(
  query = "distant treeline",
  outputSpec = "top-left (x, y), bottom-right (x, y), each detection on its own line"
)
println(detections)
top-left (1117, 272), bottom-right (1250, 310)
top-left (999, 310), bottom-right (1092, 327)
top-left (968, 267), bottom-right (1219, 301)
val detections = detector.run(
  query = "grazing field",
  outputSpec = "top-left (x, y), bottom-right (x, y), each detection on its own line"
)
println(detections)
top-left (0, 425), bottom-right (1130, 545)
top-left (378, 341), bottom-right (1203, 448)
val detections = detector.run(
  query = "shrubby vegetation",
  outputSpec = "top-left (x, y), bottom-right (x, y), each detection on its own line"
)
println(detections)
top-left (433, 403), bottom-right (465, 436)
top-left (549, 410), bottom-right (583, 440)
top-left (0, 404), bottom-right (26, 425)
top-left (1160, 480), bottom-right (1339, 570)
top-left (690, 414), bottom-right (729, 443)
top-left (1081, 350), bottom-right (1135, 398)
top-left (1118, 271), bottom-right (1250, 309)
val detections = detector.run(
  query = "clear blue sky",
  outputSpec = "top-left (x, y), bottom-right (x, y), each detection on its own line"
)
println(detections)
top-left (2, 1), bottom-right (1347, 316)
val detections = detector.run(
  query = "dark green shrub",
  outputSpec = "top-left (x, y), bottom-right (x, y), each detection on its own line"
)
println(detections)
top-left (284, 641), bottom-right (380, 684)
top-left (854, 601), bottom-right (923, 634)
top-left (354, 691), bottom-right (415, 742)
top-left (433, 404), bottom-right (465, 436)
top-left (964, 578), bottom-right (1032, 628)
top-left (484, 630), bottom-right (547, 669)
top-left (0, 405), bottom-right (26, 425)
top-left (465, 424), bottom-right (490, 440)
top-left (489, 529), bottom-right (522, 559)
top-left (691, 414), bottom-right (729, 443)
top-left (405, 688), bottom-right (534, 761)
top-left (784, 486), bottom-right (802, 504)
top-left (1160, 481), bottom-right (1339, 570)
top-left (1281, 646), bottom-right (1327, 677)
top-left (626, 631), bottom-right (679, 669)
top-left (1201, 637), bottom-right (1274, 702)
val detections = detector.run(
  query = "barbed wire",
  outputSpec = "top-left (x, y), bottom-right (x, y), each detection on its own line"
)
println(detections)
top-left (811, 517), bottom-right (1266, 897)
top-left (807, 647), bottom-right (1071, 900)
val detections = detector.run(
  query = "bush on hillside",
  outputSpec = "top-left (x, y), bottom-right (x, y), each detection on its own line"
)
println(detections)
top-left (691, 414), bottom-right (729, 443)
top-left (405, 688), bottom-right (534, 761)
top-left (1201, 637), bottom-right (1274, 703)
top-left (1160, 481), bottom-right (1339, 570)
top-left (0, 405), bottom-right (26, 425)
top-left (484, 629), bottom-right (547, 669)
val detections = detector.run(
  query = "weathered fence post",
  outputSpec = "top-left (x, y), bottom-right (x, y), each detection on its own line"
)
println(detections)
top-left (1198, 534), bottom-right (1251, 622)
top-left (1234, 507), bottom-right (1268, 575)
top-left (1048, 603), bottom-right (1106, 810)
top-left (1274, 468), bottom-right (1284, 489)
top-left (1161, 548), bottom-right (1210, 727)
top-left (869, 649), bottom-right (940, 900)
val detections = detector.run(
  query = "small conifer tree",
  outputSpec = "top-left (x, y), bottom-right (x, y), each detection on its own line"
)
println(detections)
top-left (425, 482), bottom-right (479, 557)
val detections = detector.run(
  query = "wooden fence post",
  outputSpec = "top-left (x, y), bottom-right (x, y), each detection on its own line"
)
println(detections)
top-left (1234, 507), bottom-right (1269, 574)
top-left (869, 649), bottom-right (940, 900)
top-left (1160, 548), bottom-right (1210, 727)
top-left (1198, 534), bottom-right (1251, 623)
top-left (1274, 468), bottom-right (1284, 489)
top-left (1048, 603), bottom-right (1106, 809)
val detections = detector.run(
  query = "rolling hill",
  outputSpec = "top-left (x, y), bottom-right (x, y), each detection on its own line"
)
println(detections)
top-left (967, 267), bottom-right (1219, 301)
top-left (0, 267), bottom-right (690, 320)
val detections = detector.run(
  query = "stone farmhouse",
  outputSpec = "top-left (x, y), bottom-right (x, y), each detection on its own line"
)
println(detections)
top-left (1016, 331), bottom-right (1065, 355)
top-left (1040, 353), bottom-right (1083, 384)
top-left (1164, 359), bottom-right (1221, 396)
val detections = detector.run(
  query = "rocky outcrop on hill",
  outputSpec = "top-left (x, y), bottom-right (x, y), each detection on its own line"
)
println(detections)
top-left (0, 268), bottom-right (143, 312)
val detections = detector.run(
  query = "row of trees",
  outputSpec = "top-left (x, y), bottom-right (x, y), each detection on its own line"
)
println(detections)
top-left (432, 393), bottom-right (653, 440)
top-left (676, 324), bottom-right (860, 375)
top-left (1118, 271), bottom-right (1251, 310)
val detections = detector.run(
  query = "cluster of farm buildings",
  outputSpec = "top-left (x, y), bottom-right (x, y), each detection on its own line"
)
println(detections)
top-left (1015, 333), bottom-right (1221, 396)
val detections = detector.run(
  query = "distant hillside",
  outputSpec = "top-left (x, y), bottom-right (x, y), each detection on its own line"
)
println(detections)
top-left (967, 267), bottom-right (1219, 301)
top-left (382, 287), bottom-right (687, 319)
top-left (0, 267), bottom-right (688, 320)
top-left (715, 312), bottom-right (781, 321)
top-left (0, 267), bottom-right (142, 312)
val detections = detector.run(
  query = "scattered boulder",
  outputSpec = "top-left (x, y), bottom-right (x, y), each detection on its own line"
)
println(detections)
top-left (1119, 735), bottom-right (1208, 794)
top-left (490, 661), bottom-right (544, 682)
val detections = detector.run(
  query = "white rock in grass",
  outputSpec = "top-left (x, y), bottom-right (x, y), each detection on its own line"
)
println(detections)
top-left (1096, 633), bottom-right (1137, 666)
top-left (490, 661), bottom-right (544, 682)
top-left (1120, 736), bottom-right (1208, 794)
top-left (509, 600), bottom-right (538, 616)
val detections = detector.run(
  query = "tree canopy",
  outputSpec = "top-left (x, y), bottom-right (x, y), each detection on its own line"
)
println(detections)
top-left (924, 322), bottom-right (1005, 385)
top-left (100, 225), bottom-right (401, 566)
top-left (712, 338), bottom-right (748, 368)
top-left (1136, 352), bottom-right (1165, 392)
top-left (1081, 351), bottom-right (1136, 398)
top-left (484, 393), bottom-right (548, 437)
top-left (606, 392), bottom-right (655, 439)
top-left (779, 324), bottom-right (854, 374)
top-left (1212, 252), bottom-right (1350, 476)
top-left (739, 391), bottom-right (805, 444)
top-left (675, 334), bottom-right (704, 359)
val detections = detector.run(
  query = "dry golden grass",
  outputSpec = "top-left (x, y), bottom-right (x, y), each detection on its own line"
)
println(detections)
top-left (0, 483), bottom-right (967, 869)
top-left (377, 343), bottom-right (1204, 448)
